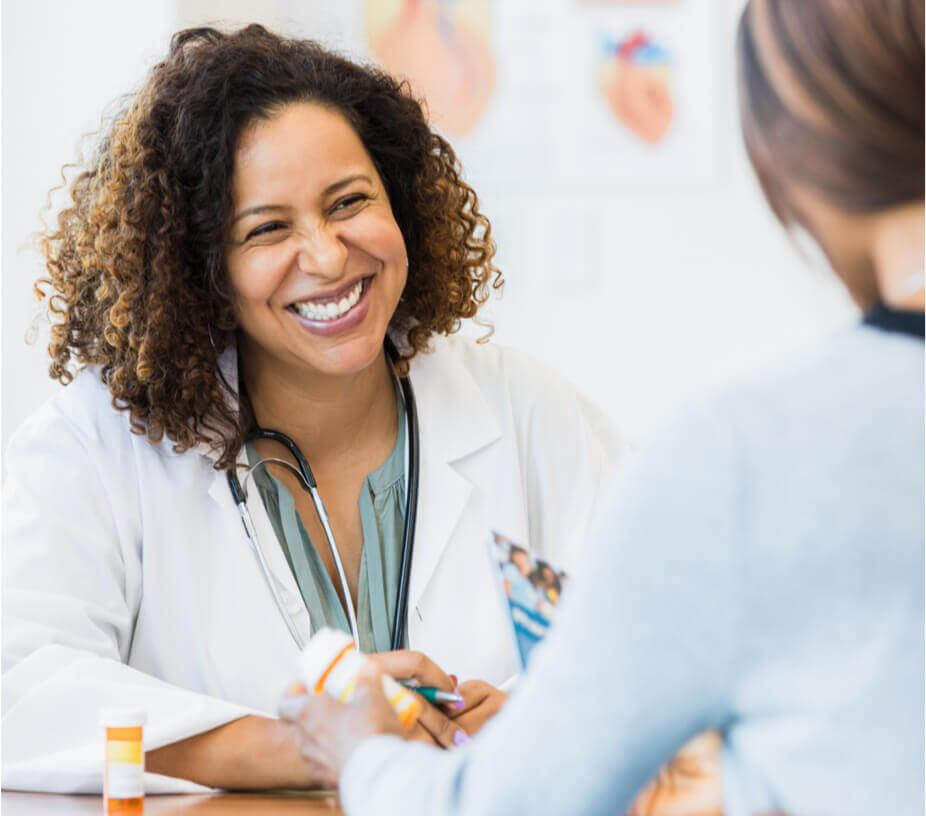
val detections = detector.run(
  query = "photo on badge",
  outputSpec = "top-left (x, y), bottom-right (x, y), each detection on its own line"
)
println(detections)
top-left (487, 531), bottom-right (569, 670)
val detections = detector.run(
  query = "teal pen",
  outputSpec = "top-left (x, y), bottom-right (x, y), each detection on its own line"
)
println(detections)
top-left (400, 683), bottom-right (464, 705)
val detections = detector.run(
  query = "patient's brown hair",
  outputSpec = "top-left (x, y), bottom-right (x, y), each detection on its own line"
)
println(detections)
top-left (737, 0), bottom-right (924, 228)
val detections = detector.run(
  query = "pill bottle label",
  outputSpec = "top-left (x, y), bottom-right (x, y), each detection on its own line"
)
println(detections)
top-left (106, 760), bottom-right (144, 799)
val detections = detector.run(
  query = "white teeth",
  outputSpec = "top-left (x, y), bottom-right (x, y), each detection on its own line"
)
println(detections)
top-left (293, 280), bottom-right (364, 322)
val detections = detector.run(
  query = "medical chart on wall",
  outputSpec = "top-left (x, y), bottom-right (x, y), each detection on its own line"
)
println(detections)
top-left (284, 0), bottom-right (723, 191)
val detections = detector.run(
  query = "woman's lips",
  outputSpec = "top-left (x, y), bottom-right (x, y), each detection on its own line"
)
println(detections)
top-left (287, 276), bottom-right (373, 337)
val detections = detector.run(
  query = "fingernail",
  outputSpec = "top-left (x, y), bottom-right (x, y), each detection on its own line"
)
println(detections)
top-left (453, 730), bottom-right (470, 747)
top-left (277, 694), bottom-right (309, 721)
top-left (449, 674), bottom-right (458, 686)
top-left (453, 689), bottom-right (466, 710)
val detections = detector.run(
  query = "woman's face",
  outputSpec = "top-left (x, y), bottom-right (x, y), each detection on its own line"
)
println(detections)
top-left (225, 102), bottom-right (407, 380)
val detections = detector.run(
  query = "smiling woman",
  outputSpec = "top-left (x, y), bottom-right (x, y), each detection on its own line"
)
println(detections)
top-left (226, 104), bottom-right (408, 379)
top-left (35, 26), bottom-right (501, 471)
top-left (2, 25), bottom-right (620, 795)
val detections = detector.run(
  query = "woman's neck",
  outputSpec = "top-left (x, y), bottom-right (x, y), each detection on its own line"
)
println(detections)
top-left (238, 341), bottom-right (397, 468)
top-left (871, 201), bottom-right (925, 311)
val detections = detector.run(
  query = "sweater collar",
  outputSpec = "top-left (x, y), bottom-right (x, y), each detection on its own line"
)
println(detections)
top-left (863, 304), bottom-right (924, 340)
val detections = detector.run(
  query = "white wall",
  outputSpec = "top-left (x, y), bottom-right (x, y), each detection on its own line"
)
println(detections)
top-left (2, 1), bottom-right (174, 461)
top-left (2, 1), bottom-right (857, 463)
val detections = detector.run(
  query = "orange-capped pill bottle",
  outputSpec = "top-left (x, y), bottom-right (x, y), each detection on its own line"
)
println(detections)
top-left (100, 708), bottom-right (146, 814)
top-left (300, 628), bottom-right (422, 729)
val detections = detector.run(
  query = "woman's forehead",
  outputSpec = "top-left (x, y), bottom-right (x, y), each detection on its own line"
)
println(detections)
top-left (231, 102), bottom-right (377, 195)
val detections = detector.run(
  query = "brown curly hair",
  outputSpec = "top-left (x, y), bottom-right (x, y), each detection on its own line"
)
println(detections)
top-left (37, 24), bottom-right (502, 469)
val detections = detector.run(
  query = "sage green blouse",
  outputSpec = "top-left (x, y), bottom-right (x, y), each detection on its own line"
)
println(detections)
top-left (245, 389), bottom-right (407, 653)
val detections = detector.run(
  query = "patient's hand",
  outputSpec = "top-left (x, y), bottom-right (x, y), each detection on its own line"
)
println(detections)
top-left (278, 668), bottom-right (403, 790)
top-left (626, 731), bottom-right (724, 816)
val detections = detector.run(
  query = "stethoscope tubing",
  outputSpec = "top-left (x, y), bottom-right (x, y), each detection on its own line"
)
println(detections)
top-left (391, 372), bottom-right (418, 651)
top-left (226, 343), bottom-right (418, 653)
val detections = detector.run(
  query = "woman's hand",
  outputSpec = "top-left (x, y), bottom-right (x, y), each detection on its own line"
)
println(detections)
top-left (278, 669), bottom-right (404, 790)
top-left (445, 679), bottom-right (507, 736)
top-left (369, 650), bottom-right (471, 748)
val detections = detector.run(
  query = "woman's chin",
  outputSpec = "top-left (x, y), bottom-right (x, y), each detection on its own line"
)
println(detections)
top-left (295, 333), bottom-right (389, 379)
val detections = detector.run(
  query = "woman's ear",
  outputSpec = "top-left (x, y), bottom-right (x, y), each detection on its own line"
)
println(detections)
top-left (870, 202), bottom-right (925, 310)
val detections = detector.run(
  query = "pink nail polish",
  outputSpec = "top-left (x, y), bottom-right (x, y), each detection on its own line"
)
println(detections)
top-left (453, 730), bottom-right (470, 747)
top-left (449, 674), bottom-right (458, 686)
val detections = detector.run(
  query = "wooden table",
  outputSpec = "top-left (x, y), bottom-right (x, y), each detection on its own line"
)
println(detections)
top-left (1, 791), bottom-right (343, 814)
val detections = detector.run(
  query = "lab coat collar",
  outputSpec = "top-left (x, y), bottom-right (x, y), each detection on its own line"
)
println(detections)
top-left (191, 346), bottom-right (241, 465)
top-left (406, 341), bottom-right (502, 464)
top-left (198, 341), bottom-right (504, 465)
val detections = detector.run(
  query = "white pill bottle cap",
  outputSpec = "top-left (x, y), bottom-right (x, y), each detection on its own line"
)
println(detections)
top-left (299, 627), bottom-right (357, 690)
top-left (99, 708), bottom-right (147, 728)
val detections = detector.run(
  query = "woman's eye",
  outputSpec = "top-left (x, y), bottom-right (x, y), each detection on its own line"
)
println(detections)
top-left (245, 222), bottom-right (286, 241)
top-left (332, 193), bottom-right (370, 213)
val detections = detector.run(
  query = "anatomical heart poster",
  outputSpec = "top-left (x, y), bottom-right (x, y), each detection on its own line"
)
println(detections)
top-left (287, 0), bottom-right (722, 189)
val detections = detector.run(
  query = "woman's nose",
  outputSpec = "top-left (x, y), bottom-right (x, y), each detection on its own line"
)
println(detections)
top-left (294, 227), bottom-right (348, 278)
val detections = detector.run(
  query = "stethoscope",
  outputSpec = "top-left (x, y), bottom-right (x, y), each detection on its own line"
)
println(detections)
top-left (226, 340), bottom-right (419, 652)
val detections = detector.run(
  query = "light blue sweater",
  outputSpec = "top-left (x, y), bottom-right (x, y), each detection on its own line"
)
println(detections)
top-left (340, 321), bottom-right (925, 816)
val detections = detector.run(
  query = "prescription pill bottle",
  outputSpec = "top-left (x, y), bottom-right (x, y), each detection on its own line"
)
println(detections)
top-left (299, 628), bottom-right (422, 729)
top-left (100, 708), bottom-right (146, 814)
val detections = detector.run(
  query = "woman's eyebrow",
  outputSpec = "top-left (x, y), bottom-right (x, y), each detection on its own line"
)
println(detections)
top-left (231, 204), bottom-right (288, 225)
top-left (323, 173), bottom-right (373, 197)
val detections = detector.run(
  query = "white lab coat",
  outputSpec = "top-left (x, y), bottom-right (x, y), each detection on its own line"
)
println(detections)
top-left (2, 335), bottom-right (618, 793)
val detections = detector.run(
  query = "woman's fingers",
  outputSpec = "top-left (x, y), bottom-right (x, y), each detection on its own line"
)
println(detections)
top-left (406, 721), bottom-right (440, 746)
top-left (343, 651), bottom-right (475, 749)
top-left (445, 679), bottom-right (492, 716)
top-left (445, 680), bottom-right (507, 735)
top-left (370, 649), bottom-right (455, 691)
top-left (414, 699), bottom-right (471, 748)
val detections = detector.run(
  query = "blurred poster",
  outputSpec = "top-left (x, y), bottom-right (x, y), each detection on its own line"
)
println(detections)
top-left (599, 30), bottom-right (673, 145)
top-left (365, 0), bottom-right (496, 136)
top-left (285, 0), bottom-right (723, 189)
top-left (577, 0), bottom-right (680, 4)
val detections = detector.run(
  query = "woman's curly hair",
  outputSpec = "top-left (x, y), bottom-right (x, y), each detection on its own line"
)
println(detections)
top-left (38, 24), bottom-right (502, 469)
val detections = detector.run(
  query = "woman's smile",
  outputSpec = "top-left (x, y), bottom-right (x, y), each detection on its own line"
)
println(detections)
top-left (286, 274), bottom-right (375, 336)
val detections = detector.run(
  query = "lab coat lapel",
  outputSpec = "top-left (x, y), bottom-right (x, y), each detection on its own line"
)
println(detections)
top-left (202, 347), bottom-right (310, 646)
top-left (406, 343), bottom-right (502, 613)
top-left (408, 454), bottom-right (473, 615)
top-left (205, 453), bottom-right (311, 645)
